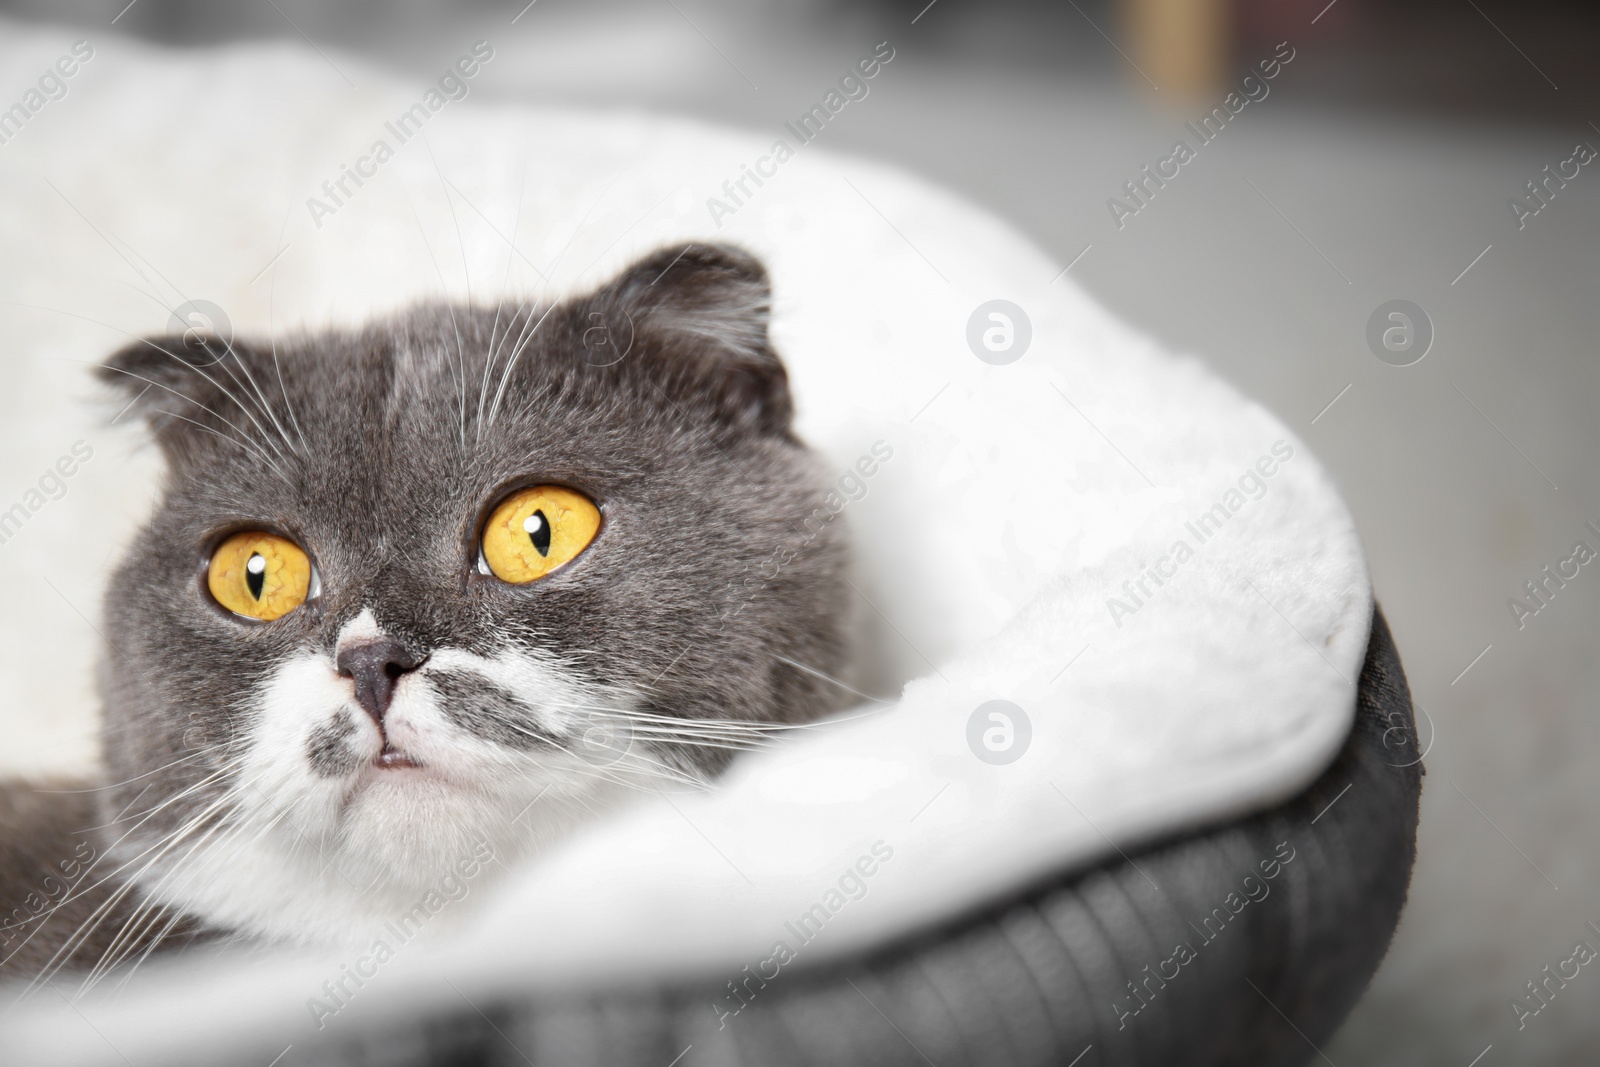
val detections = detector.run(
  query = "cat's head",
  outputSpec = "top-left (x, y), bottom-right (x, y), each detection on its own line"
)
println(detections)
top-left (93, 243), bottom-right (851, 944)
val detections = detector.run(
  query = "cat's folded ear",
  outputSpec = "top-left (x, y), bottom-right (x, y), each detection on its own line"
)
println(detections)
top-left (96, 333), bottom-right (254, 462)
top-left (587, 242), bottom-right (793, 438)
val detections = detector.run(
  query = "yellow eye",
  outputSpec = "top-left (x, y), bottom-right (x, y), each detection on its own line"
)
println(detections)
top-left (207, 532), bottom-right (313, 621)
top-left (481, 486), bottom-right (601, 584)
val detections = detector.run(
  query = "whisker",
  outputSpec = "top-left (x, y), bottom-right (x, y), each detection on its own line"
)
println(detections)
top-left (107, 284), bottom-right (297, 467)
top-left (475, 149), bottom-right (531, 443)
top-left (398, 178), bottom-right (469, 451)
top-left (87, 805), bottom-right (259, 992)
top-left (72, 359), bottom-right (292, 483)
top-left (78, 819), bottom-right (215, 994)
top-left (775, 655), bottom-right (896, 706)
top-left (213, 335), bottom-right (302, 465)
top-left (32, 750), bottom-right (211, 795)
top-left (129, 330), bottom-right (297, 470)
top-left (485, 302), bottom-right (557, 430)
top-left (268, 192), bottom-right (313, 455)
top-left (19, 783), bottom-right (242, 989)
top-left (107, 907), bottom-right (189, 994)
top-left (145, 408), bottom-right (294, 485)
top-left (10, 764), bottom-right (242, 951)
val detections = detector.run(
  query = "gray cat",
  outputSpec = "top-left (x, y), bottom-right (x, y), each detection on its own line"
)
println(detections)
top-left (0, 243), bottom-right (851, 985)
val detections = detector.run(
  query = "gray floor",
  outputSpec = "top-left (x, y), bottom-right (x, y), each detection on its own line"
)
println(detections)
top-left (9, 2), bottom-right (1600, 1062)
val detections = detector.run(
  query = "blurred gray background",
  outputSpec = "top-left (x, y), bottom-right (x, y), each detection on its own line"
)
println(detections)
top-left (3, 0), bottom-right (1598, 1062)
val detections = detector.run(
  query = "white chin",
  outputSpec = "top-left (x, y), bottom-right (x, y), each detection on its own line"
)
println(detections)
top-left (149, 773), bottom-right (637, 949)
top-left (173, 641), bottom-right (659, 945)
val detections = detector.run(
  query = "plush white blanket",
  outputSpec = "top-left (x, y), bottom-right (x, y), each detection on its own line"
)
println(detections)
top-left (0, 25), bottom-right (1368, 1062)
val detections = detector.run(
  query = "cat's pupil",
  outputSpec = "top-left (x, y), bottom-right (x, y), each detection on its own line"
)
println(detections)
top-left (245, 553), bottom-right (267, 599)
top-left (523, 511), bottom-right (551, 557)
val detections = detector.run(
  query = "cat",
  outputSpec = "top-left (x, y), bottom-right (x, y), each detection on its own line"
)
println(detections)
top-left (0, 242), bottom-right (852, 986)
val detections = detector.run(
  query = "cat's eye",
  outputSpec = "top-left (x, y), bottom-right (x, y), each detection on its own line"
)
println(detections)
top-left (207, 532), bottom-right (314, 621)
top-left (480, 486), bottom-right (601, 584)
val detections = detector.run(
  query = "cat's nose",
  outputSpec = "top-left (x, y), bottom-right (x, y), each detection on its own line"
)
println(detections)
top-left (336, 638), bottom-right (425, 726)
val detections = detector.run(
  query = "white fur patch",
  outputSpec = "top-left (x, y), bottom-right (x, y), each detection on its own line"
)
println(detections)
top-left (136, 616), bottom-right (672, 947)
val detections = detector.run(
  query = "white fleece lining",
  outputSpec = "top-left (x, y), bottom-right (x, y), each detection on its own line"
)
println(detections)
top-left (0, 28), bottom-right (1368, 1063)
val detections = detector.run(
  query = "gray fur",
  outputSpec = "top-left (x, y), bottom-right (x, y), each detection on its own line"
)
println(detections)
top-left (0, 243), bottom-right (852, 980)
top-left (428, 672), bottom-right (556, 751)
top-left (305, 711), bottom-right (363, 779)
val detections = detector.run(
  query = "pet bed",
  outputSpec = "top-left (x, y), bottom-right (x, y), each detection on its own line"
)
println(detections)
top-left (0, 26), bottom-right (1419, 1066)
